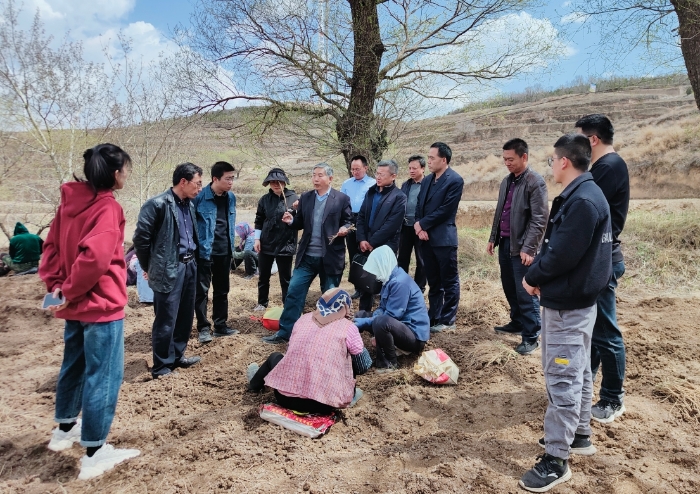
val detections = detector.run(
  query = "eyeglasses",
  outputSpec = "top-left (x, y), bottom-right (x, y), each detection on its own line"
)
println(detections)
top-left (547, 157), bottom-right (554, 167)
top-left (221, 177), bottom-right (235, 183)
top-left (190, 180), bottom-right (203, 188)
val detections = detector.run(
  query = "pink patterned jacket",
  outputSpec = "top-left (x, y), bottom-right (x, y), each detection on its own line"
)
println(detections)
top-left (264, 313), bottom-right (363, 409)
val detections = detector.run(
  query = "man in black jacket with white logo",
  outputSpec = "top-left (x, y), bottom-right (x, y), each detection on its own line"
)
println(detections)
top-left (519, 133), bottom-right (612, 493)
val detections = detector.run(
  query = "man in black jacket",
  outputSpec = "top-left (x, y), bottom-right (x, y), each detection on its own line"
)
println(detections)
top-left (575, 114), bottom-right (630, 424)
top-left (355, 159), bottom-right (407, 310)
top-left (415, 142), bottom-right (464, 333)
top-left (262, 163), bottom-right (353, 344)
top-left (487, 138), bottom-right (548, 355)
top-left (133, 163), bottom-right (204, 379)
top-left (519, 134), bottom-right (612, 493)
top-left (398, 155), bottom-right (426, 291)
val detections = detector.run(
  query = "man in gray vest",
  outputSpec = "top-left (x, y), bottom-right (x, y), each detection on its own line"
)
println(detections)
top-left (262, 164), bottom-right (353, 344)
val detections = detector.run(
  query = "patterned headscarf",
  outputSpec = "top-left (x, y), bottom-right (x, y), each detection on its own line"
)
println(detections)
top-left (235, 222), bottom-right (254, 249)
top-left (312, 288), bottom-right (354, 327)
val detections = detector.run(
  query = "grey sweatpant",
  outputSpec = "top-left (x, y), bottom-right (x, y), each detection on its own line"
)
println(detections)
top-left (541, 305), bottom-right (596, 459)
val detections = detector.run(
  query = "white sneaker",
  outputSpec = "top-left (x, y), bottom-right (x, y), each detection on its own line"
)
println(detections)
top-left (253, 304), bottom-right (267, 312)
top-left (78, 444), bottom-right (140, 480)
top-left (48, 419), bottom-right (82, 451)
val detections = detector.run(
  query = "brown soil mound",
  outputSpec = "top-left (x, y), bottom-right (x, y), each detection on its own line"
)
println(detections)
top-left (1, 273), bottom-right (700, 493)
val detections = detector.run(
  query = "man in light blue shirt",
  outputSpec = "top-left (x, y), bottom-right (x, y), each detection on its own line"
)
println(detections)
top-left (340, 155), bottom-right (375, 293)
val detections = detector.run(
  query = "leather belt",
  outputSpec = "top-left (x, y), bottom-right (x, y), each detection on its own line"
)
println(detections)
top-left (179, 252), bottom-right (194, 263)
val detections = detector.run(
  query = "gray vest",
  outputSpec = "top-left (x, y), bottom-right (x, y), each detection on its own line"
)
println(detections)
top-left (306, 196), bottom-right (328, 257)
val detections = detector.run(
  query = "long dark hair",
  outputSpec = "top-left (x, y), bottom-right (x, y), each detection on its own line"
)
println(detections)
top-left (78, 143), bottom-right (132, 191)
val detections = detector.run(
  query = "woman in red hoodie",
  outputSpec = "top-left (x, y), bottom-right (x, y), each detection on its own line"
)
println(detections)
top-left (39, 143), bottom-right (140, 480)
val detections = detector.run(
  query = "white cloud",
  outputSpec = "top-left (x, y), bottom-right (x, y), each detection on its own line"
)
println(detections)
top-left (562, 1), bottom-right (572, 7)
top-left (13, 0), bottom-right (176, 65)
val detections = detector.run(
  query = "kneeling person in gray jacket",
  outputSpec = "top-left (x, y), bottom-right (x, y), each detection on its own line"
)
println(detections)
top-left (519, 134), bottom-right (612, 493)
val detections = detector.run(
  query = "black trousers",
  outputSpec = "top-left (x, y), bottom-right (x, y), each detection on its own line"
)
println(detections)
top-left (397, 225), bottom-right (426, 291)
top-left (257, 253), bottom-right (294, 307)
top-left (195, 255), bottom-right (231, 332)
top-left (250, 352), bottom-right (335, 415)
top-left (152, 261), bottom-right (197, 377)
top-left (421, 244), bottom-right (460, 326)
top-left (356, 311), bottom-right (425, 367)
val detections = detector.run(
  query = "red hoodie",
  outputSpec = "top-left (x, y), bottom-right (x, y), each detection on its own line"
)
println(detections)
top-left (39, 182), bottom-right (127, 323)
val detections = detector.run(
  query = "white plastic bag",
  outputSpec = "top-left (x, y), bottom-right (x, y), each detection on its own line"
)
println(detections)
top-left (413, 348), bottom-right (459, 385)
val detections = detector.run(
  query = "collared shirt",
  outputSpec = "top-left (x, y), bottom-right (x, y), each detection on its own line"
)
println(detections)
top-left (341, 174), bottom-right (375, 213)
top-left (404, 179), bottom-right (422, 225)
top-left (499, 173), bottom-right (525, 238)
top-left (315, 187), bottom-right (331, 202)
top-left (171, 189), bottom-right (196, 255)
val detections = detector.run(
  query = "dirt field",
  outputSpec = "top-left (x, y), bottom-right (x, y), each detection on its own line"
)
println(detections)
top-left (1, 246), bottom-right (699, 493)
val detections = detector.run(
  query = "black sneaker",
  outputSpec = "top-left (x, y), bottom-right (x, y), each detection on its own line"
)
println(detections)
top-left (538, 434), bottom-right (597, 456)
top-left (213, 327), bottom-right (240, 337)
top-left (494, 322), bottom-right (522, 335)
top-left (351, 291), bottom-right (361, 300)
top-left (519, 454), bottom-right (571, 492)
top-left (516, 340), bottom-right (540, 355)
top-left (198, 329), bottom-right (213, 344)
top-left (262, 332), bottom-right (289, 345)
top-left (591, 400), bottom-right (626, 424)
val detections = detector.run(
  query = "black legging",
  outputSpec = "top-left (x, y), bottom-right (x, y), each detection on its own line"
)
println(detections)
top-left (355, 311), bottom-right (425, 367)
top-left (249, 352), bottom-right (335, 415)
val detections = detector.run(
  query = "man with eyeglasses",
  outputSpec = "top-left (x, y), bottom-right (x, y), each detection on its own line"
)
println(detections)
top-left (193, 161), bottom-right (240, 344)
top-left (575, 114), bottom-right (630, 424)
top-left (134, 163), bottom-right (205, 379)
top-left (355, 159), bottom-right (407, 311)
top-left (520, 134), bottom-right (612, 492)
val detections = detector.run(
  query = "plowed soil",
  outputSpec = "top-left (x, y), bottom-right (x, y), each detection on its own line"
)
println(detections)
top-left (1, 270), bottom-right (699, 493)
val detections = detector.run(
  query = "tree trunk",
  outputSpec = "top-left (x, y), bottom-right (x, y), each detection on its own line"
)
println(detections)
top-left (671, 0), bottom-right (700, 110)
top-left (336, 0), bottom-right (386, 175)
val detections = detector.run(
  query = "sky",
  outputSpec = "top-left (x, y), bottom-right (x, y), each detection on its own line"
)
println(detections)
top-left (12, 0), bottom-right (685, 108)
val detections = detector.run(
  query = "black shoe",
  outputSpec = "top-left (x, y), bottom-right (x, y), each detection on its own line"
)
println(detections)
top-left (175, 356), bottom-right (201, 368)
top-left (351, 291), bottom-right (361, 300)
top-left (198, 329), bottom-right (213, 344)
top-left (262, 332), bottom-right (289, 345)
top-left (516, 340), bottom-right (540, 355)
top-left (519, 454), bottom-right (571, 492)
top-left (538, 434), bottom-right (597, 456)
top-left (494, 322), bottom-right (522, 335)
top-left (213, 327), bottom-right (240, 337)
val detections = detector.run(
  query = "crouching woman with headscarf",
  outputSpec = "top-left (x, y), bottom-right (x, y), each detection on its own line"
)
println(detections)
top-left (247, 288), bottom-right (368, 412)
top-left (354, 245), bottom-right (430, 373)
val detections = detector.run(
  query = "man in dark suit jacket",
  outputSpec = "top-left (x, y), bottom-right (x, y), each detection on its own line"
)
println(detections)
top-left (415, 142), bottom-right (464, 332)
top-left (262, 163), bottom-right (353, 344)
top-left (356, 159), bottom-right (407, 310)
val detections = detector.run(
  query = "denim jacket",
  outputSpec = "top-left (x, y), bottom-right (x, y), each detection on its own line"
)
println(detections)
top-left (193, 184), bottom-right (237, 260)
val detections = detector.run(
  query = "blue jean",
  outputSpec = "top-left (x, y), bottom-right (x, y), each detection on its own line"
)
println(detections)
top-left (54, 319), bottom-right (125, 447)
top-left (591, 261), bottom-right (626, 404)
top-left (277, 256), bottom-right (341, 340)
top-left (498, 237), bottom-right (541, 343)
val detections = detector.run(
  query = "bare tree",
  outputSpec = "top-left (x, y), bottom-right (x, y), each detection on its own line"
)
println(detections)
top-left (572, 0), bottom-right (700, 111)
top-left (106, 36), bottom-right (203, 207)
top-left (0, 0), bottom-right (117, 206)
top-left (176, 0), bottom-right (563, 173)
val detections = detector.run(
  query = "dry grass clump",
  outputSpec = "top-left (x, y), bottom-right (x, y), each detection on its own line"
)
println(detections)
top-left (654, 380), bottom-right (700, 426)
top-left (463, 341), bottom-right (518, 370)
top-left (457, 228), bottom-right (500, 281)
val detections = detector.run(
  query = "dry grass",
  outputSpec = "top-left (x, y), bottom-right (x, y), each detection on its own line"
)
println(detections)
top-left (463, 341), bottom-right (518, 370)
top-left (622, 209), bottom-right (700, 290)
top-left (654, 380), bottom-right (700, 427)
